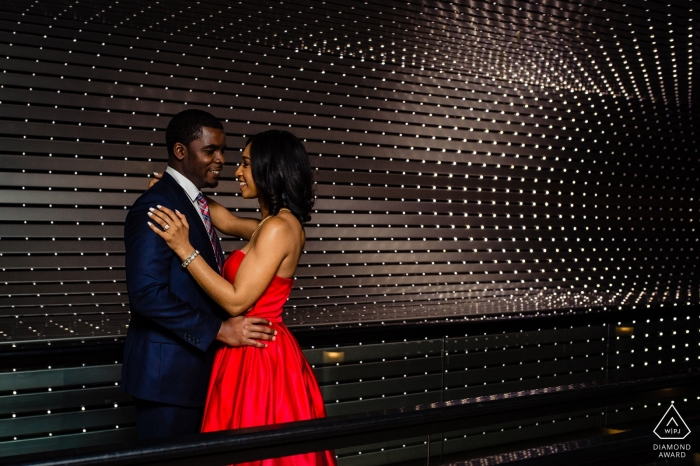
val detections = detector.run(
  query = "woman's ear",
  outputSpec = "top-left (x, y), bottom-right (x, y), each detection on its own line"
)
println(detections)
top-left (173, 142), bottom-right (188, 161)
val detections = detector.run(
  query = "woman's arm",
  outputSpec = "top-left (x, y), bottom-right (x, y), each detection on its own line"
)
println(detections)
top-left (147, 205), bottom-right (289, 316)
top-left (207, 197), bottom-right (259, 240)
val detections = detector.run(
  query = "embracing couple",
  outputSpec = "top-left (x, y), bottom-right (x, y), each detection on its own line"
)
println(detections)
top-left (122, 109), bottom-right (335, 466)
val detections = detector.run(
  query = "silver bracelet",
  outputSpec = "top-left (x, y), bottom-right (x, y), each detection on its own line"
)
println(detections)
top-left (182, 250), bottom-right (200, 268)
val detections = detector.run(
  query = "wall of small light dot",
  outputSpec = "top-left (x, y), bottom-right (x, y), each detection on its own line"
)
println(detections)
top-left (0, 0), bottom-right (697, 341)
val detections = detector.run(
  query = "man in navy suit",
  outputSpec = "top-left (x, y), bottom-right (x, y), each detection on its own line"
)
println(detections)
top-left (123, 109), bottom-right (276, 440)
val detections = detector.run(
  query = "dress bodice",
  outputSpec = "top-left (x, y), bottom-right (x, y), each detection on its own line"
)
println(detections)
top-left (221, 250), bottom-right (293, 323)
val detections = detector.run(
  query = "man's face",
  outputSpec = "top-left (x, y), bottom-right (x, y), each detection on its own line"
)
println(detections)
top-left (178, 126), bottom-right (226, 189)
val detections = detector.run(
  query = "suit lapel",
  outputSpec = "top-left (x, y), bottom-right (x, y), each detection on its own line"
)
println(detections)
top-left (160, 172), bottom-right (220, 272)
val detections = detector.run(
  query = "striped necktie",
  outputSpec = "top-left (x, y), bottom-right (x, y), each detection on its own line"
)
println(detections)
top-left (195, 193), bottom-right (224, 273)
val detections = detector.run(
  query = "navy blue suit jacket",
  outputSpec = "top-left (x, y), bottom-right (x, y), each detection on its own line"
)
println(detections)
top-left (122, 172), bottom-right (227, 407)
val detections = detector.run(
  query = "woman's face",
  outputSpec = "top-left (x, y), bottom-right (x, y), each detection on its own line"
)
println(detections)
top-left (235, 143), bottom-right (258, 199)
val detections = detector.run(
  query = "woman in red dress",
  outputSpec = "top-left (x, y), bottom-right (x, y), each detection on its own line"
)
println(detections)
top-left (148, 130), bottom-right (336, 466)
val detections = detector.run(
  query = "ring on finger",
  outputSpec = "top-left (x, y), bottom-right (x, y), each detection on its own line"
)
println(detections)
top-left (164, 224), bottom-right (170, 231)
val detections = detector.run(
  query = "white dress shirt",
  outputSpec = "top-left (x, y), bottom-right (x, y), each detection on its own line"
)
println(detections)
top-left (165, 166), bottom-right (207, 227)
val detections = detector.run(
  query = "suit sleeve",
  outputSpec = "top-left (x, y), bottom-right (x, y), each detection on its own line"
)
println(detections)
top-left (124, 191), bottom-right (222, 351)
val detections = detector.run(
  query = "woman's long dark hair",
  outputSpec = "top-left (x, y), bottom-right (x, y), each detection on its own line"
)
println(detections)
top-left (246, 130), bottom-right (315, 223)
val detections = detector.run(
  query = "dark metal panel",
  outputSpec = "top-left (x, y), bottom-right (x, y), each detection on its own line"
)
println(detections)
top-left (0, 155), bottom-right (161, 174)
top-left (0, 270), bottom-right (126, 283)
top-left (0, 407), bottom-right (133, 437)
top-left (305, 339), bottom-right (443, 365)
top-left (606, 397), bottom-right (700, 426)
top-left (445, 340), bottom-right (607, 369)
top-left (0, 427), bottom-right (136, 458)
top-left (0, 365), bottom-right (122, 391)
top-left (0, 208), bottom-right (127, 223)
top-left (319, 373), bottom-right (442, 400)
top-left (335, 438), bottom-right (426, 466)
top-left (313, 356), bottom-right (441, 384)
top-left (0, 387), bottom-right (131, 415)
top-left (440, 412), bottom-right (603, 454)
top-left (1, 256), bottom-right (125, 270)
top-left (324, 391), bottom-right (442, 417)
top-left (442, 370), bottom-right (607, 401)
top-left (0, 190), bottom-right (138, 208)
top-left (441, 407), bottom-right (602, 440)
top-left (0, 137), bottom-right (158, 159)
top-left (443, 356), bottom-right (607, 386)
top-left (1, 282), bottom-right (125, 297)
top-left (445, 326), bottom-right (609, 351)
top-left (0, 172), bottom-right (154, 191)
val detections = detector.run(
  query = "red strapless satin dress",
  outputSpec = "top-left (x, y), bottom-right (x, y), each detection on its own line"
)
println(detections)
top-left (201, 250), bottom-right (336, 466)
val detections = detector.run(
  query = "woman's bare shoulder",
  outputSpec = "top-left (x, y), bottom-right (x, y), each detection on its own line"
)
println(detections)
top-left (255, 215), bottom-right (293, 242)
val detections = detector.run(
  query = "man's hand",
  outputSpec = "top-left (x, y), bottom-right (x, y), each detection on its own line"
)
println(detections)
top-left (216, 316), bottom-right (277, 348)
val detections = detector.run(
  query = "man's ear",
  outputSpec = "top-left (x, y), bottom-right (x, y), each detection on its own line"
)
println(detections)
top-left (173, 142), bottom-right (187, 161)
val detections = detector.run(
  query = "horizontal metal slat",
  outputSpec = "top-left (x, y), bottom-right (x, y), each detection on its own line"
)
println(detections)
top-left (0, 121), bottom-right (160, 146)
top-left (320, 373), bottom-right (442, 400)
top-left (611, 362), bottom-right (699, 381)
top-left (304, 339), bottom-right (443, 365)
top-left (0, 406), bottom-right (133, 438)
top-left (443, 356), bottom-right (607, 386)
top-left (442, 370), bottom-right (606, 401)
top-left (0, 154), bottom-right (163, 174)
top-left (0, 269), bottom-right (126, 283)
top-left (313, 356), bottom-right (440, 384)
top-left (1, 293), bottom-right (127, 308)
top-left (610, 346), bottom-right (695, 367)
top-left (0, 207), bottom-right (128, 223)
top-left (445, 340), bottom-right (607, 369)
top-left (607, 398), bottom-right (700, 426)
top-left (442, 407), bottom-right (602, 439)
top-left (1, 282), bottom-right (125, 297)
top-left (441, 413), bottom-right (603, 455)
top-left (0, 386), bottom-right (131, 415)
top-left (0, 171), bottom-right (237, 193)
top-left (336, 439), bottom-right (426, 466)
top-left (445, 326), bottom-right (608, 351)
top-left (0, 364), bottom-right (121, 391)
top-left (0, 136), bottom-right (156, 159)
top-left (0, 426), bottom-right (136, 458)
top-left (324, 390), bottom-right (441, 417)
top-left (1, 256), bottom-right (125, 270)
top-left (0, 189), bottom-right (138, 208)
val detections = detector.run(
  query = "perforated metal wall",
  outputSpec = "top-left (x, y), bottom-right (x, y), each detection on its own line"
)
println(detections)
top-left (1, 308), bottom-right (698, 459)
top-left (0, 0), bottom-right (697, 341)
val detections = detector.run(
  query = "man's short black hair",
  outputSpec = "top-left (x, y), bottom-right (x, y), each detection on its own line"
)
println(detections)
top-left (165, 109), bottom-right (224, 157)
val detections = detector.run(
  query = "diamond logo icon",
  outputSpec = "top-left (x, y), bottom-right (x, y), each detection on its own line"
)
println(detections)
top-left (654, 405), bottom-right (691, 440)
